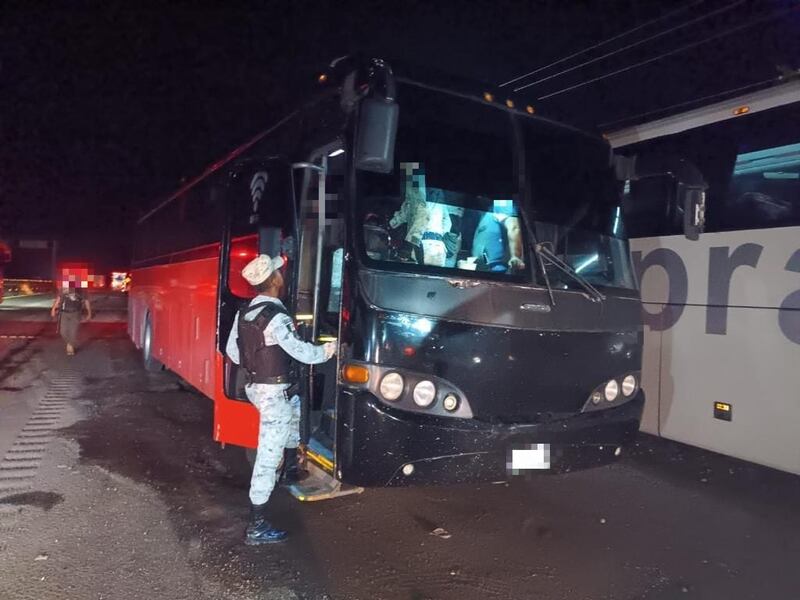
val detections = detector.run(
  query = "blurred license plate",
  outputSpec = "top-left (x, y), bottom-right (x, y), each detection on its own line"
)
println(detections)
top-left (509, 443), bottom-right (551, 471)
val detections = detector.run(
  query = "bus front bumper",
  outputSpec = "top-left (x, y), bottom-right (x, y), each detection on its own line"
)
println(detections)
top-left (336, 391), bottom-right (644, 487)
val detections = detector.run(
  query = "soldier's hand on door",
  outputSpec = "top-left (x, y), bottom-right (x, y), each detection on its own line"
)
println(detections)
top-left (323, 342), bottom-right (337, 360)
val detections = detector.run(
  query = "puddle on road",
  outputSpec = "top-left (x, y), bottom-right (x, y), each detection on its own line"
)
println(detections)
top-left (0, 491), bottom-right (64, 510)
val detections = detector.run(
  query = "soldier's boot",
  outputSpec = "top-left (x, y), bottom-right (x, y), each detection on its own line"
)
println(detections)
top-left (244, 502), bottom-right (287, 545)
top-left (280, 448), bottom-right (308, 484)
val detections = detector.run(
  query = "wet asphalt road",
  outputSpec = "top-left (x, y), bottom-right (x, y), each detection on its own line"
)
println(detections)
top-left (1, 293), bottom-right (799, 600)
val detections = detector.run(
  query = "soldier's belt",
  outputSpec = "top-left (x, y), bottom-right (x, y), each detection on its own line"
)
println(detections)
top-left (249, 374), bottom-right (293, 385)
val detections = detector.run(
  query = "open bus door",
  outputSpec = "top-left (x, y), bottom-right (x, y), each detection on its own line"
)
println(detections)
top-left (216, 159), bottom-right (298, 448)
top-left (288, 143), bottom-right (363, 501)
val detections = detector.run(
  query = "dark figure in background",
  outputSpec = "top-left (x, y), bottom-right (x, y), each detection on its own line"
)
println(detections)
top-left (51, 285), bottom-right (92, 355)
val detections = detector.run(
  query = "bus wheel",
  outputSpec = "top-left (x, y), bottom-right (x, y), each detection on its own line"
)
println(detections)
top-left (142, 315), bottom-right (163, 373)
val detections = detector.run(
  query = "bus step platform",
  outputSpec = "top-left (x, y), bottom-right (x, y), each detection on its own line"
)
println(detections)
top-left (286, 461), bottom-right (363, 502)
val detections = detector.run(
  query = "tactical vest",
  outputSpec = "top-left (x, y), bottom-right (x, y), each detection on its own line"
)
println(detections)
top-left (61, 292), bottom-right (83, 313)
top-left (237, 301), bottom-right (293, 385)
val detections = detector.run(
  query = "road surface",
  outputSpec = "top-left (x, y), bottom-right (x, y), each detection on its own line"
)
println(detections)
top-left (0, 293), bottom-right (798, 599)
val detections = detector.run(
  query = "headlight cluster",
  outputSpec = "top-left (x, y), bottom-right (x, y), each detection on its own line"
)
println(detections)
top-left (378, 372), bottom-right (460, 412)
top-left (340, 362), bottom-right (471, 418)
top-left (584, 373), bottom-right (640, 412)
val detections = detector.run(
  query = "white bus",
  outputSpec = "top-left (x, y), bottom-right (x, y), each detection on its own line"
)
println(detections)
top-left (608, 79), bottom-right (800, 475)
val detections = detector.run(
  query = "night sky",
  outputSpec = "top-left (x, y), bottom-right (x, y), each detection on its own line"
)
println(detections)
top-left (1, 0), bottom-right (798, 269)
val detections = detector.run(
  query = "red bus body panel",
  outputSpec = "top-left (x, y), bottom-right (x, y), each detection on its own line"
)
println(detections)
top-left (129, 243), bottom-right (261, 449)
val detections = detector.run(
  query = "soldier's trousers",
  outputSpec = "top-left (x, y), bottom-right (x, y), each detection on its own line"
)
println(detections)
top-left (244, 383), bottom-right (301, 505)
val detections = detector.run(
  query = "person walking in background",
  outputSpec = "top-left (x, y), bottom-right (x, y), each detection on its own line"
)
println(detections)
top-left (51, 284), bottom-right (92, 355)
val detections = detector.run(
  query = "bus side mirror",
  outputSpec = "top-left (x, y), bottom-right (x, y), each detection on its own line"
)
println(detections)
top-left (681, 187), bottom-right (705, 241)
top-left (354, 97), bottom-right (398, 174)
top-left (617, 154), bottom-right (707, 240)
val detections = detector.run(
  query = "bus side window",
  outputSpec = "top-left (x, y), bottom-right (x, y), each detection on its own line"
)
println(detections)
top-left (720, 141), bottom-right (800, 231)
top-left (225, 164), bottom-right (294, 300)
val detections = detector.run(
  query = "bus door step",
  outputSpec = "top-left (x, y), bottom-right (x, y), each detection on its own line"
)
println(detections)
top-left (286, 461), bottom-right (363, 502)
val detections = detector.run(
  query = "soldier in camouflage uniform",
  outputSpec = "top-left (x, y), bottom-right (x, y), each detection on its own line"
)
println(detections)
top-left (226, 254), bottom-right (335, 545)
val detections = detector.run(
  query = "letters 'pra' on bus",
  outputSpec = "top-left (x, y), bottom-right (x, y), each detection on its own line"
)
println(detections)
top-left (609, 79), bottom-right (800, 476)
top-left (129, 58), bottom-right (693, 494)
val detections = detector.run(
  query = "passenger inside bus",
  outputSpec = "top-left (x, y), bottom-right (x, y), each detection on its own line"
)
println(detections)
top-left (369, 162), bottom-right (525, 274)
top-left (470, 199), bottom-right (525, 273)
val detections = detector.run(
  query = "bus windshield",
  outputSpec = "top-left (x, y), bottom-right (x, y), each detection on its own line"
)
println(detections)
top-left (521, 120), bottom-right (635, 291)
top-left (357, 84), bottom-right (635, 290)
top-left (356, 84), bottom-right (527, 281)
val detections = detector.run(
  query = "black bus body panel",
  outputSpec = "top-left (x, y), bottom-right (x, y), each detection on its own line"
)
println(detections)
top-left (336, 390), bottom-right (643, 487)
top-left (349, 268), bottom-right (642, 420)
top-left (334, 263), bottom-right (644, 486)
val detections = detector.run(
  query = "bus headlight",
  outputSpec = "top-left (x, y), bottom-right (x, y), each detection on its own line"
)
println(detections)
top-left (604, 380), bottom-right (619, 402)
top-left (413, 380), bottom-right (436, 407)
top-left (379, 372), bottom-right (404, 401)
top-left (621, 374), bottom-right (637, 397)
top-left (442, 393), bottom-right (459, 411)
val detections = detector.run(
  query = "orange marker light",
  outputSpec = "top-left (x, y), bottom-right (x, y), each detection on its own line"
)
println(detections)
top-left (526, 105), bottom-right (535, 115)
top-left (732, 105), bottom-right (750, 116)
top-left (505, 99), bottom-right (515, 109)
top-left (342, 364), bottom-right (369, 384)
top-left (483, 92), bottom-right (494, 103)
top-left (318, 73), bottom-right (328, 83)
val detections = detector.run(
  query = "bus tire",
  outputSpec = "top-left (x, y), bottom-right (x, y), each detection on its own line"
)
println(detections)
top-left (142, 314), bottom-right (163, 373)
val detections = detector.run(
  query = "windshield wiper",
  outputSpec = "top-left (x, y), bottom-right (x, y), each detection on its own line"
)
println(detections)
top-left (535, 243), bottom-right (606, 303)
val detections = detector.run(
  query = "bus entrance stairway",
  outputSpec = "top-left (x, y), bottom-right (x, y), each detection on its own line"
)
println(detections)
top-left (290, 437), bottom-right (363, 502)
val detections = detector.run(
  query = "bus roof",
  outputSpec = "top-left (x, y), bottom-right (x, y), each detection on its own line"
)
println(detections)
top-left (138, 58), bottom-right (607, 225)
top-left (606, 79), bottom-right (800, 149)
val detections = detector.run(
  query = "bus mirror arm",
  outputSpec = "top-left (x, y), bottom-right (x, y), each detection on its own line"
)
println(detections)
top-left (622, 154), bottom-right (708, 241)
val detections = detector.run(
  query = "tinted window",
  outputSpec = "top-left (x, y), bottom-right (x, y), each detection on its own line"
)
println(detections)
top-left (522, 120), bottom-right (620, 235)
top-left (521, 120), bottom-right (635, 290)
top-left (356, 84), bottom-right (526, 280)
top-left (133, 182), bottom-right (225, 265)
top-left (620, 101), bottom-right (800, 235)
